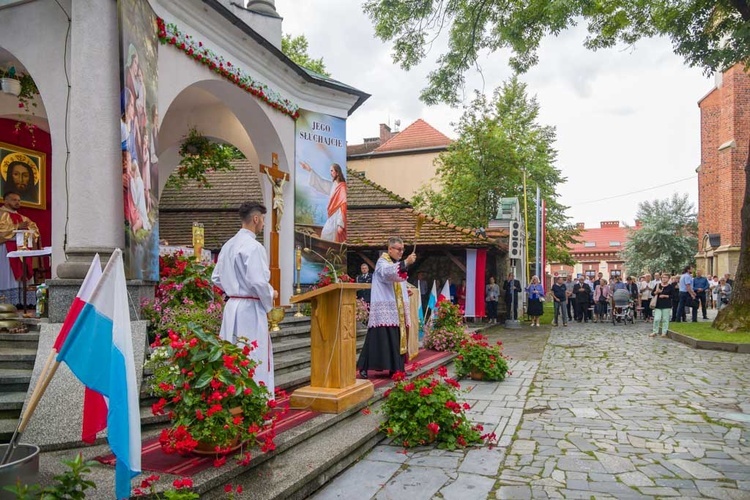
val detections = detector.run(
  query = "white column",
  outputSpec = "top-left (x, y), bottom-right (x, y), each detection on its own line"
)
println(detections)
top-left (56, 0), bottom-right (123, 278)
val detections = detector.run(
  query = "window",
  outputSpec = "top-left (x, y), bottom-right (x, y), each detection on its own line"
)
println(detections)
top-left (584, 242), bottom-right (596, 247)
top-left (610, 270), bottom-right (622, 278)
top-left (609, 241), bottom-right (621, 247)
top-left (585, 270), bottom-right (596, 279)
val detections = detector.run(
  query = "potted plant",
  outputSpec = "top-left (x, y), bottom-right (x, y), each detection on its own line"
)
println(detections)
top-left (454, 333), bottom-right (510, 381)
top-left (167, 127), bottom-right (238, 189)
top-left (147, 322), bottom-right (276, 457)
top-left (423, 301), bottom-right (467, 351)
top-left (379, 367), bottom-right (492, 449)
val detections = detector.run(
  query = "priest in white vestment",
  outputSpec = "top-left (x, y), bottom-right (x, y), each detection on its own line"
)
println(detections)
top-left (357, 237), bottom-right (417, 378)
top-left (1, 192), bottom-right (40, 306)
top-left (212, 202), bottom-right (277, 393)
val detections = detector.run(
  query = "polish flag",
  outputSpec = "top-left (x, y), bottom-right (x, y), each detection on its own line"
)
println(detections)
top-left (438, 279), bottom-right (451, 303)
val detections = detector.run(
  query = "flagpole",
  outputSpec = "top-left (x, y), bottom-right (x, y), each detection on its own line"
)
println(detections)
top-left (1, 251), bottom-right (119, 465)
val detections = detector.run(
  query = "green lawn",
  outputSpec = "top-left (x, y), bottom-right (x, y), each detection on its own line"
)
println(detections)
top-left (669, 321), bottom-right (750, 343)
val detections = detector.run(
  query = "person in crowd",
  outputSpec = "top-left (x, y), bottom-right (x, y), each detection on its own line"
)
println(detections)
top-left (0, 192), bottom-right (40, 307)
top-left (710, 275), bottom-right (719, 310)
top-left (650, 273), bottom-right (674, 338)
top-left (584, 274), bottom-right (595, 321)
top-left (612, 276), bottom-right (628, 291)
top-left (639, 274), bottom-right (653, 322)
top-left (717, 277), bottom-right (732, 310)
top-left (416, 271), bottom-right (429, 313)
top-left (551, 276), bottom-right (568, 327)
top-left (456, 279), bottom-right (467, 311)
top-left (626, 276), bottom-right (639, 309)
top-left (692, 269), bottom-right (709, 320)
top-left (564, 275), bottom-right (575, 322)
top-left (211, 202), bottom-right (277, 393)
top-left (357, 237), bottom-right (417, 379)
top-left (593, 278), bottom-right (611, 323)
top-left (503, 272), bottom-right (522, 320)
top-left (356, 263), bottom-right (372, 304)
top-left (573, 276), bottom-right (592, 323)
top-left (526, 275), bottom-right (545, 327)
top-left (485, 276), bottom-right (500, 324)
top-left (724, 273), bottom-right (734, 287)
top-left (676, 265), bottom-right (696, 322)
top-left (669, 275), bottom-right (681, 322)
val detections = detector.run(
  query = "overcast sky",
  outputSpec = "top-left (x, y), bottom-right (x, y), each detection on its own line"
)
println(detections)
top-left (275, 0), bottom-right (712, 228)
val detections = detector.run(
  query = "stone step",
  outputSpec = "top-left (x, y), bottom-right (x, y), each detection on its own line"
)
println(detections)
top-left (0, 347), bottom-right (37, 370)
top-left (0, 418), bottom-right (18, 442)
top-left (0, 368), bottom-right (32, 392)
top-left (0, 332), bottom-right (40, 349)
top-left (0, 391), bottom-right (25, 421)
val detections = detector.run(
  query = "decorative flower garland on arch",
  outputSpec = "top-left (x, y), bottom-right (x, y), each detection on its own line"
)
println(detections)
top-left (157, 17), bottom-right (300, 120)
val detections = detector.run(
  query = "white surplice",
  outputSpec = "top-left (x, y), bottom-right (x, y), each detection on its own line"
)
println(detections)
top-left (212, 228), bottom-right (275, 393)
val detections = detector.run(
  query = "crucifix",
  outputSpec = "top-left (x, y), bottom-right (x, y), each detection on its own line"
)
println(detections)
top-left (260, 153), bottom-right (289, 307)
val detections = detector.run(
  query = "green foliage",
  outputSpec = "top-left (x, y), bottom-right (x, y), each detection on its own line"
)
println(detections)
top-left (167, 127), bottom-right (237, 189)
top-left (454, 333), bottom-right (510, 381)
top-left (282, 33), bottom-right (331, 77)
top-left (621, 193), bottom-right (698, 276)
top-left (411, 77), bottom-right (578, 264)
top-left (380, 369), bottom-right (485, 449)
top-left (363, 0), bottom-right (750, 105)
top-left (4, 454), bottom-right (97, 499)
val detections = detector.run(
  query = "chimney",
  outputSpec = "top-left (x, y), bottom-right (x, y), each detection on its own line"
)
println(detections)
top-left (379, 123), bottom-right (393, 144)
top-left (576, 222), bottom-right (585, 230)
top-left (600, 221), bottom-right (620, 228)
top-left (634, 219), bottom-right (643, 228)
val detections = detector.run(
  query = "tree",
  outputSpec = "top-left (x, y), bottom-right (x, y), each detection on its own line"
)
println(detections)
top-left (281, 33), bottom-right (330, 77)
top-left (622, 194), bottom-right (698, 276)
top-left (412, 76), bottom-right (578, 265)
top-left (364, 0), bottom-right (750, 331)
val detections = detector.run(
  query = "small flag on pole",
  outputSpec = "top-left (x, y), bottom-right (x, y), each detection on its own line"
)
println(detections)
top-left (57, 249), bottom-right (141, 499)
top-left (438, 279), bottom-right (451, 303)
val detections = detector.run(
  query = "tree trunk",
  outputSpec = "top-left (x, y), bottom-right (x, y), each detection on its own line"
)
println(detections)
top-left (712, 136), bottom-right (750, 331)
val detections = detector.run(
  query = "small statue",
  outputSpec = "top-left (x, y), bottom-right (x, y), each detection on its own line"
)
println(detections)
top-left (265, 169), bottom-right (287, 232)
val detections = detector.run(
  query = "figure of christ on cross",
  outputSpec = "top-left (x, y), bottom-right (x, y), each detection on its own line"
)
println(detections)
top-left (260, 153), bottom-right (289, 307)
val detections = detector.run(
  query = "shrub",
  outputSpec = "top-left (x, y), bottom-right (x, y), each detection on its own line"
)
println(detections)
top-left (423, 301), bottom-right (467, 351)
top-left (454, 333), bottom-right (510, 381)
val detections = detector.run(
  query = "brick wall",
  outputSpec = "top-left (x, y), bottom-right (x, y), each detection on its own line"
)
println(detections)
top-left (698, 64), bottom-right (749, 250)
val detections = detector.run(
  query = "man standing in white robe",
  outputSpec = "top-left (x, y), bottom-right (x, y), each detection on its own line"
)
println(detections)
top-left (212, 201), bottom-right (277, 393)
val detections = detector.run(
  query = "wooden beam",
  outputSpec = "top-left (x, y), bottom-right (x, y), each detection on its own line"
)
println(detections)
top-left (356, 252), bottom-right (376, 269)
top-left (444, 250), bottom-right (466, 273)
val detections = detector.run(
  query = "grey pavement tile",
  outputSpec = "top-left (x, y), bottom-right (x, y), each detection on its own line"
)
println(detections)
top-left (457, 447), bottom-right (505, 476)
top-left (439, 473), bottom-right (495, 500)
top-left (495, 485), bottom-right (532, 499)
top-left (364, 445), bottom-right (410, 464)
top-left (375, 466), bottom-right (450, 500)
top-left (312, 459), bottom-right (402, 500)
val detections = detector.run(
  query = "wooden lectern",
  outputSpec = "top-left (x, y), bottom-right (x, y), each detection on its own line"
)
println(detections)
top-left (289, 283), bottom-right (373, 413)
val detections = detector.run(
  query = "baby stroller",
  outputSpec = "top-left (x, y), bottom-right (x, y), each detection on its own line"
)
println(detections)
top-left (611, 289), bottom-right (634, 325)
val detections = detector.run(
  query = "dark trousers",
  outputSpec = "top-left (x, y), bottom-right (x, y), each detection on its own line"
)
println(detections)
top-left (676, 292), bottom-right (693, 322)
top-left (505, 297), bottom-right (518, 320)
top-left (671, 301), bottom-right (679, 321)
top-left (641, 299), bottom-right (652, 319)
top-left (575, 300), bottom-right (588, 322)
top-left (553, 300), bottom-right (567, 324)
top-left (567, 298), bottom-right (574, 320)
top-left (695, 292), bottom-right (707, 319)
top-left (486, 300), bottom-right (498, 320)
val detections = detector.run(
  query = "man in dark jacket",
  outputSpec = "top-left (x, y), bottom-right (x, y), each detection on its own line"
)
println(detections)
top-left (573, 276), bottom-right (592, 323)
top-left (503, 273), bottom-right (522, 320)
top-left (551, 276), bottom-right (568, 326)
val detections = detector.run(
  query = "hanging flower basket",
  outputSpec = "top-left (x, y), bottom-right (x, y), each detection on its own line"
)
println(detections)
top-left (1, 77), bottom-right (21, 96)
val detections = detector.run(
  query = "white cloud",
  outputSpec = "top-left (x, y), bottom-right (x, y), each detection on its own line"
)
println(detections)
top-left (275, 0), bottom-right (710, 227)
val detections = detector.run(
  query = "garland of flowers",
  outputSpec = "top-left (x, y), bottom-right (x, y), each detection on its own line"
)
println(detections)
top-left (156, 17), bottom-right (300, 120)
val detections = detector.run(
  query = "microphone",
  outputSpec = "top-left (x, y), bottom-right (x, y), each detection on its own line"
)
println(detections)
top-left (303, 247), bottom-right (338, 283)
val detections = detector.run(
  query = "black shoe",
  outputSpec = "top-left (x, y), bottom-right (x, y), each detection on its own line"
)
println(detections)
top-left (359, 370), bottom-right (368, 379)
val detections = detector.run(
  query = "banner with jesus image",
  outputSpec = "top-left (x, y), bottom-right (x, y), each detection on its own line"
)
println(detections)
top-left (294, 110), bottom-right (347, 284)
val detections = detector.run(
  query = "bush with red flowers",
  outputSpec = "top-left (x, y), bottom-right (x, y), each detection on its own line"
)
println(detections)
top-left (146, 322), bottom-right (275, 458)
top-left (310, 265), bottom-right (355, 290)
top-left (141, 252), bottom-right (224, 343)
top-left (379, 369), bottom-right (484, 450)
top-left (423, 301), bottom-right (468, 351)
top-left (454, 333), bottom-right (510, 381)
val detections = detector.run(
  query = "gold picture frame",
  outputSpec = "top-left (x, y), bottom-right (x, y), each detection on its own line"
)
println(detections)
top-left (0, 141), bottom-right (46, 209)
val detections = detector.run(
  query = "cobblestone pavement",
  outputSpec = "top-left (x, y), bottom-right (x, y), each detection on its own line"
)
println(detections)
top-left (312, 319), bottom-right (750, 499)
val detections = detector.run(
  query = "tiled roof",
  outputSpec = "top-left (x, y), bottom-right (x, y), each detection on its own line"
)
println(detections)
top-left (346, 141), bottom-right (382, 156)
top-left (159, 210), bottom-right (265, 250)
top-left (373, 119), bottom-right (452, 153)
top-left (346, 169), bottom-right (500, 249)
top-left (347, 169), bottom-right (411, 207)
top-left (159, 159), bottom-right (263, 210)
top-left (569, 223), bottom-right (633, 254)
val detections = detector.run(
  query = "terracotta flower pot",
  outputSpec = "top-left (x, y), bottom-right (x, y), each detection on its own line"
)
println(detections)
top-left (192, 407), bottom-right (245, 455)
top-left (470, 370), bottom-right (484, 381)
